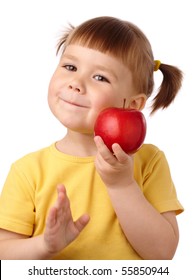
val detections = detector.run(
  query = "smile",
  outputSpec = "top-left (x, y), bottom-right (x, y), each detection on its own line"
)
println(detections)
top-left (59, 97), bottom-right (89, 108)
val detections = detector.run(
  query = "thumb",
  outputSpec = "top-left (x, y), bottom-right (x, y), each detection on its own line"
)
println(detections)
top-left (74, 214), bottom-right (90, 233)
top-left (112, 143), bottom-right (130, 163)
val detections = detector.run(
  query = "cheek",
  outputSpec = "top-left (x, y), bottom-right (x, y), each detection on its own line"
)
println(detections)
top-left (48, 74), bottom-right (57, 96)
top-left (92, 95), bottom-right (116, 112)
top-left (48, 69), bottom-right (63, 96)
top-left (47, 77), bottom-right (58, 112)
top-left (92, 94), bottom-right (123, 118)
top-left (48, 71), bottom-right (61, 100)
top-left (88, 95), bottom-right (117, 128)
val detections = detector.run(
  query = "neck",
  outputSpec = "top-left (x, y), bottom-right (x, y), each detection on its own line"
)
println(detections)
top-left (56, 129), bottom-right (97, 157)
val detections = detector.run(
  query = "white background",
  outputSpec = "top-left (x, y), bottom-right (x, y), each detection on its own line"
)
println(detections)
top-left (0, 0), bottom-right (194, 276)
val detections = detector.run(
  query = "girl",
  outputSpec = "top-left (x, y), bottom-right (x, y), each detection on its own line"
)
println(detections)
top-left (0, 16), bottom-right (183, 260)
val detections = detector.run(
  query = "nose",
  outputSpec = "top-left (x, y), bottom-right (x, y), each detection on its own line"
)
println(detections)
top-left (68, 80), bottom-right (85, 94)
top-left (68, 84), bottom-right (81, 93)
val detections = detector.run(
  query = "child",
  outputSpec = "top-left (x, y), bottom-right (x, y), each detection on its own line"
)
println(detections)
top-left (0, 16), bottom-right (184, 260)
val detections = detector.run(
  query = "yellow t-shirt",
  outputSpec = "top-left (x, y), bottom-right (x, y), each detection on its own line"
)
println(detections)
top-left (0, 143), bottom-right (183, 259)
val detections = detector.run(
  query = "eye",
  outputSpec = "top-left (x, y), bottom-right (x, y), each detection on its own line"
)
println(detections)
top-left (63, 64), bottom-right (77, 71)
top-left (94, 75), bottom-right (109, 83)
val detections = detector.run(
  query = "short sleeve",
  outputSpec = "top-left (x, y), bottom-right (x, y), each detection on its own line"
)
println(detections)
top-left (0, 163), bottom-right (35, 235)
top-left (142, 150), bottom-right (184, 215)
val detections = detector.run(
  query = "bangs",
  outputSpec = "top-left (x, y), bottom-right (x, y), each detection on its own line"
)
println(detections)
top-left (71, 20), bottom-right (133, 55)
top-left (57, 17), bottom-right (139, 69)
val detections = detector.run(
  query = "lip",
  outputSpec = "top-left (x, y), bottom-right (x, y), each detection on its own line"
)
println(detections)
top-left (59, 97), bottom-right (89, 108)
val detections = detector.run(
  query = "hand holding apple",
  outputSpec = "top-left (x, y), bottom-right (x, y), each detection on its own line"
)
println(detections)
top-left (94, 135), bottom-right (135, 187)
top-left (94, 106), bottom-right (146, 154)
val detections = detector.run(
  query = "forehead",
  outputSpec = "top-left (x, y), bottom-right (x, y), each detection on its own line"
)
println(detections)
top-left (63, 44), bottom-right (131, 72)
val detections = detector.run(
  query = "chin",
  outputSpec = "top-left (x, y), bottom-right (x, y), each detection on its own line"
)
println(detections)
top-left (61, 123), bottom-right (93, 135)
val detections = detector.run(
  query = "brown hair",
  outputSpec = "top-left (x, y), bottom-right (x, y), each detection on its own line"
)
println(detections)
top-left (56, 16), bottom-right (183, 114)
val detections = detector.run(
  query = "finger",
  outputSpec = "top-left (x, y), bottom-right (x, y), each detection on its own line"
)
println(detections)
top-left (94, 135), bottom-right (106, 150)
top-left (112, 143), bottom-right (130, 163)
top-left (57, 185), bottom-right (73, 221)
top-left (46, 185), bottom-right (66, 227)
top-left (94, 136), bottom-right (117, 165)
top-left (56, 184), bottom-right (67, 208)
top-left (74, 214), bottom-right (90, 233)
top-left (57, 184), bottom-right (66, 196)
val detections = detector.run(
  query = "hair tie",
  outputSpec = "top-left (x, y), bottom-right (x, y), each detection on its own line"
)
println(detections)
top-left (154, 60), bottom-right (161, 71)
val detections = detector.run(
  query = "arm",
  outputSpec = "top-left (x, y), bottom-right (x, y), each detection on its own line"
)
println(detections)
top-left (0, 230), bottom-right (52, 260)
top-left (0, 184), bottom-right (90, 260)
top-left (94, 136), bottom-right (179, 260)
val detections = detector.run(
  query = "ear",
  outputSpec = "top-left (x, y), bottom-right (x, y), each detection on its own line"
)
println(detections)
top-left (128, 94), bottom-right (147, 110)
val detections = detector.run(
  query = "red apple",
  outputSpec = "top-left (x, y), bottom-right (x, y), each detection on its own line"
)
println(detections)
top-left (94, 108), bottom-right (146, 154)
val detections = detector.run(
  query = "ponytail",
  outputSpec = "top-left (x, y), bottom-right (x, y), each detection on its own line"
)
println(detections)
top-left (151, 62), bottom-right (183, 114)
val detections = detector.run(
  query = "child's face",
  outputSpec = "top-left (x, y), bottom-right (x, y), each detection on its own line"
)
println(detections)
top-left (48, 44), bottom-right (137, 134)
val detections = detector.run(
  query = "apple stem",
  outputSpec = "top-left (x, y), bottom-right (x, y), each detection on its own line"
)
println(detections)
top-left (123, 99), bottom-right (126, 109)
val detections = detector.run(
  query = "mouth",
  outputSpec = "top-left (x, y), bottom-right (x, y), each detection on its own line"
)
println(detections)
top-left (59, 97), bottom-right (89, 108)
